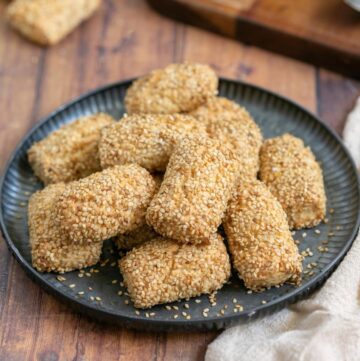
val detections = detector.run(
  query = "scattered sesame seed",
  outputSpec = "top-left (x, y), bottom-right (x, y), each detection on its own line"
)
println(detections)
top-left (329, 208), bottom-right (334, 214)
top-left (261, 300), bottom-right (267, 304)
top-left (195, 299), bottom-right (201, 304)
top-left (90, 296), bottom-right (95, 301)
top-left (184, 303), bottom-right (190, 309)
top-left (165, 305), bottom-right (172, 311)
top-left (182, 312), bottom-right (187, 317)
top-left (186, 315), bottom-right (191, 320)
top-left (117, 291), bottom-right (123, 296)
top-left (95, 296), bottom-right (102, 301)
top-left (88, 287), bottom-right (93, 291)
top-left (173, 306), bottom-right (179, 311)
top-left (315, 229), bottom-right (321, 234)
top-left (78, 291), bottom-right (84, 295)
top-left (56, 276), bottom-right (66, 282)
top-left (150, 312), bottom-right (155, 316)
top-left (111, 280), bottom-right (117, 284)
top-left (69, 284), bottom-right (76, 288)
top-left (124, 300), bottom-right (129, 305)
top-left (78, 273), bottom-right (84, 278)
top-left (135, 310), bottom-right (140, 315)
top-left (174, 314), bottom-right (179, 319)
top-left (302, 233), bottom-right (307, 238)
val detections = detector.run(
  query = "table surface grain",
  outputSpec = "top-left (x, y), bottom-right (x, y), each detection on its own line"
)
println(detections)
top-left (0, 1), bottom-right (359, 360)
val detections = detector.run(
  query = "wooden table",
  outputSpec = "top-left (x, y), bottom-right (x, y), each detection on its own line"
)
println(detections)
top-left (0, 1), bottom-right (359, 360)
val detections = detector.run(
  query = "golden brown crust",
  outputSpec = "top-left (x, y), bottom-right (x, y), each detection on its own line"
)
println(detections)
top-left (99, 113), bottom-right (206, 172)
top-left (190, 97), bottom-right (263, 180)
top-left (146, 135), bottom-right (240, 244)
top-left (224, 180), bottom-right (302, 291)
top-left (114, 174), bottom-right (162, 250)
top-left (6, 0), bottom-right (101, 45)
top-left (119, 235), bottom-right (231, 308)
top-left (124, 63), bottom-right (218, 114)
top-left (55, 164), bottom-right (157, 244)
top-left (260, 133), bottom-right (326, 229)
top-left (28, 183), bottom-right (102, 273)
top-left (28, 113), bottom-right (115, 185)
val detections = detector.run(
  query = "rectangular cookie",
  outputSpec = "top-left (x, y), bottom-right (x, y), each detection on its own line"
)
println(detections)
top-left (6, 0), bottom-right (101, 45)
top-left (119, 235), bottom-right (230, 308)
top-left (224, 180), bottom-right (302, 291)
top-left (28, 113), bottom-right (114, 185)
top-left (260, 133), bottom-right (326, 229)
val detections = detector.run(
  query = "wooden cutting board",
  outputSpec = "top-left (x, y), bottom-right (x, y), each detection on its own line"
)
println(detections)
top-left (147, 0), bottom-right (360, 79)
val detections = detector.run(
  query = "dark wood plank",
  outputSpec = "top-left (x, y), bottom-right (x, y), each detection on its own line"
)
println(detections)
top-left (317, 69), bottom-right (360, 134)
top-left (147, 0), bottom-right (360, 78)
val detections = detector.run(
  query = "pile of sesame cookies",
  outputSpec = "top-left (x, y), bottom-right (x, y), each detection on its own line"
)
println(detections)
top-left (27, 63), bottom-right (327, 310)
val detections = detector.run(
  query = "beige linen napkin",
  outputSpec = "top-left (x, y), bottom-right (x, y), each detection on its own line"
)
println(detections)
top-left (206, 98), bottom-right (360, 361)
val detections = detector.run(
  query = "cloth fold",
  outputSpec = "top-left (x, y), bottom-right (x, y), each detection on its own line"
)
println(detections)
top-left (206, 97), bottom-right (360, 361)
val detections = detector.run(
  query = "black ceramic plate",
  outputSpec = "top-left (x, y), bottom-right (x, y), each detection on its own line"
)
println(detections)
top-left (1, 79), bottom-right (359, 331)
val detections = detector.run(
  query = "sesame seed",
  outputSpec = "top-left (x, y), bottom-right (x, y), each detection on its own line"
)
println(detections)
top-left (69, 284), bottom-right (76, 288)
top-left (78, 291), bottom-right (84, 295)
top-left (117, 291), bottom-right (123, 296)
top-left (302, 233), bottom-right (307, 238)
top-left (111, 280), bottom-right (117, 284)
top-left (56, 276), bottom-right (66, 282)
top-left (315, 229), bottom-right (321, 234)
top-left (184, 303), bottom-right (190, 309)
top-left (78, 273), bottom-right (84, 278)
top-left (90, 296), bottom-right (95, 301)
top-left (124, 300), bottom-right (129, 305)
top-left (261, 300), bottom-right (267, 304)
top-left (195, 299), bottom-right (201, 304)
top-left (95, 296), bottom-right (102, 301)
top-left (186, 315), bottom-right (191, 320)
top-left (165, 305), bottom-right (172, 310)
top-left (174, 314), bottom-right (179, 319)
top-left (135, 310), bottom-right (140, 315)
